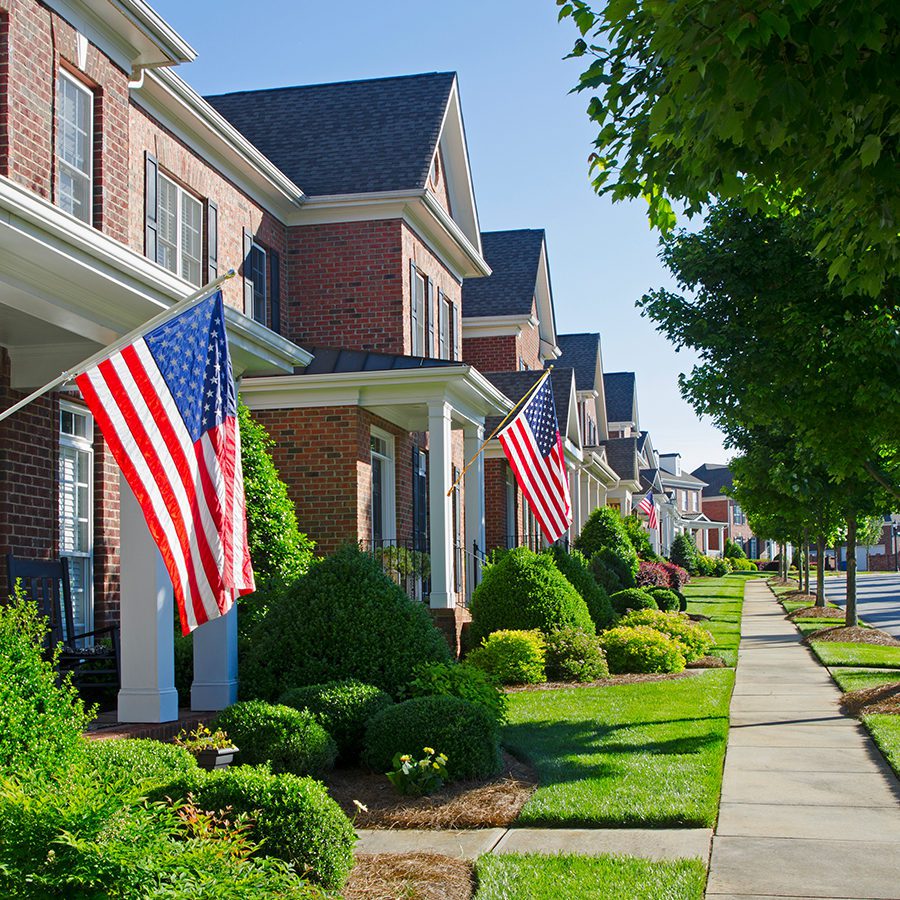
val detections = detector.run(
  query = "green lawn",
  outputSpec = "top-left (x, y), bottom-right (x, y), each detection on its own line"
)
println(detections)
top-left (864, 715), bottom-right (900, 778)
top-left (830, 668), bottom-right (900, 693)
top-left (810, 642), bottom-right (900, 668)
top-left (503, 669), bottom-right (733, 827)
top-left (682, 574), bottom-right (750, 666)
top-left (793, 620), bottom-right (846, 638)
top-left (474, 854), bottom-right (706, 900)
top-left (781, 599), bottom-right (839, 613)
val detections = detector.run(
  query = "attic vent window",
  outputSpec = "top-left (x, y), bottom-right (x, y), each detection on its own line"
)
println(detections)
top-left (429, 153), bottom-right (440, 188)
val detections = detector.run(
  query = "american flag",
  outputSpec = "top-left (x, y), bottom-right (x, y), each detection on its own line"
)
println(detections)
top-left (498, 373), bottom-right (572, 543)
top-left (638, 491), bottom-right (658, 530)
top-left (76, 290), bottom-right (255, 635)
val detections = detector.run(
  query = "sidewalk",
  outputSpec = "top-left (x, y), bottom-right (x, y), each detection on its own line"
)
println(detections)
top-left (706, 579), bottom-right (900, 900)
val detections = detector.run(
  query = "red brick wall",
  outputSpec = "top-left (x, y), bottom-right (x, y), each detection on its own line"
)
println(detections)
top-left (484, 458), bottom-right (508, 551)
top-left (462, 334), bottom-right (517, 373)
top-left (92, 433), bottom-right (119, 630)
top-left (0, 12), bottom-right (10, 174)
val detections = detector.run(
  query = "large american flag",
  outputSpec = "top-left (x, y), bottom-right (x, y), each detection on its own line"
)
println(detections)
top-left (638, 491), bottom-right (658, 530)
top-left (76, 290), bottom-right (255, 634)
top-left (498, 373), bottom-right (572, 543)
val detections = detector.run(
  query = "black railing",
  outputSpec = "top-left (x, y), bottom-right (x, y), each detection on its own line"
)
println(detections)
top-left (361, 537), bottom-right (431, 603)
top-left (503, 534), bottom-right (570, 553)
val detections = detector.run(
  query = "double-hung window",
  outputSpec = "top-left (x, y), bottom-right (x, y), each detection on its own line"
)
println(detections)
top-left (411, 271), bottom-right (427, 356)
top-left (439, 293), bottom-right (450, 359)
top-left (245, 241), bottom-right (268, 324)
top-left (56, 72), bottom-right (93, 224)
top-left (157, 174), bottom-right (203, 287)
top-left (370, 429), bottom-right (395, 546)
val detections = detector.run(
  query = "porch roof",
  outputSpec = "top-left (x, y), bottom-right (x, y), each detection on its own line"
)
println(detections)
top-left (679, 511), bottom-right (728, 529)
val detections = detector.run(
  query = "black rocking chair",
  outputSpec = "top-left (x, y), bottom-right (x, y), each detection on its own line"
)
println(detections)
top-left (6, 554), bottom-right (120, 694)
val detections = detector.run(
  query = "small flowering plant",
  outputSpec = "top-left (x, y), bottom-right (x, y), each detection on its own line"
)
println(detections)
top-left (386, 747), bottom-right (449, 796)
top-left (174, 723), bottom-right (234, 752)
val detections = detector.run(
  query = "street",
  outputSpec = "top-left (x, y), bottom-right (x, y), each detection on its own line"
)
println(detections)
top-left (812, 571), bottom-right (900, 638)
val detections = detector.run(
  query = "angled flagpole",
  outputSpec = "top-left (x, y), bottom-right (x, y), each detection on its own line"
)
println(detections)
top-left (0, 269), bottom-right (236, 424)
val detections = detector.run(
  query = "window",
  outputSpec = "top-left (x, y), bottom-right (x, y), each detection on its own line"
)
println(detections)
top-left (245, 241), bottom-right (267, 324)
top-left (157, 174), bottom-right (203, 286)
top-left (411, 270), bottom-right (427, 356)
top-left (733, 503), bottom-right (745, 525)
top-left (59, 404), bottom-right (93, 640)
top-left (691, 491), bottom-right (698, 512)
top-left (56, 72), bottom-right (93, 224)
top-left (439, 293), bottom-right (450, 359)
top-left (519, 357), bottom-right (529, 371)
top-left (370, 429), bottom-right (395, 545)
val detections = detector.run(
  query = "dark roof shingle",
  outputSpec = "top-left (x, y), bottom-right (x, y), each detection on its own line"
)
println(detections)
top-left (692, 463), bottom-right (734, 497)
top-left (205, 72), bottom-right (455, 197)
top-left (462, 230), bottom-right (545, 318)
top-left (601, 436), bottom-right (639, 482)
top-left (554, 333), bottom-right (600, 392)
top-left (297, 346), bottom-right (457, 376)
top-left (603, 372), bottom-right (636, 423)
top-left (484, 368), bottom-right (574, 436)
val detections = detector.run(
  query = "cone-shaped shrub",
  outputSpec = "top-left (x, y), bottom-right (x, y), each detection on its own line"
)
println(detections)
top-left (545, 545), bottom-right (615, 630)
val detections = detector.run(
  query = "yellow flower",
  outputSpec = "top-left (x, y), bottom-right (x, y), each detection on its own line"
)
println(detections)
top-left (399, 754), bottom-right (412, 763)
top-left (423, 747), bottom-right (435, 755)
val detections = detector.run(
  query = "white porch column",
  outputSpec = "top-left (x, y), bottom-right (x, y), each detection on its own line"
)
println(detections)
top-left (428, 401), bottom-right (454, 608)
top-left (463, 423), bottom-right (486, 594)
top-left (117, 476), bottom-right (179, 723)
top-left (717, 526), bottom-right (724, 556)
top-left (702, 528), bottom-right (709, 554)
top-left (191, 605), bottom-right (238, 710)
top-left (569, 465), bottom-right (581, 538)
top-left (579, 474), bottom-right (591, 532)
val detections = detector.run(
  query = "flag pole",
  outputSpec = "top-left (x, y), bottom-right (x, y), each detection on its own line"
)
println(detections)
top-left (0, 269), bottom-right (236, 424)
top-left (446, 367), bottom-right (554, 497)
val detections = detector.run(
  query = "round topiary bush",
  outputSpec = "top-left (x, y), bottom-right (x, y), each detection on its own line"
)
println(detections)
top-left (546, 546), bottom-right (615, 631)
top-left (406, 662), bottom-right (508, 725)
top-left (609, 587), bottom-right (659, 616)
top-left (599, 625), bottom-right (687, 674)
top-left (712, 557), bottom-right (733, 577)
top-left (279, 680), bottom-right (394, 764)
top-left (619, 609), bottom-right (714, 662)
top-left (544, 627), bottom-right (609, 682)
top-left (83, 738), bottom-right (198, 790)
top-left (466, 629), bottom-right (546, 685)
top-left (211, 700), bottom-right (336, 777)
top-left (669, 533), bottom-right (700, 575)
top-left (647, 587), bottom-right (681, 612)
top-left (469, 547), bottom-right (594, 644)
top-left (724, 539), bottom-right (746, 559)
top-left (240, 545), bottom-right (451, 700)
top-left (363, 695), bottom-right (501, 782)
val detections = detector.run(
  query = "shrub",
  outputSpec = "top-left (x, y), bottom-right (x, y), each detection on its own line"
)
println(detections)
top-left (0, 583), bottom-right (89, 782)
top-left (695, 554), bottom-right (715, 576)
top-left (83, 738), bottom-right (198, 790)
top-left (712, 557), bottom-right (733, 577)
top-left (589, 553), bottom-right (624, 595)
top-left (647, 587), bottom-right (681, 612)
top-left (594, 546), bottom-right (638, 589)
top-left (363, 696), bottom-right (501, 781)
top-left (730, 557), bottom-right (758, 571)
top-left (636, 560), bottom-right (670, 588)
top-left (546, 545), bottom-right (615, 630)
top-left (544, 627), bottom-right (609, 682)
top-left (661, 561), bottom-right (690, 589)
top-left (724, 538), bottom-right (746, 559)
top-left (467, 629), bottom-right (547, 685)
top-left (669, 533), bottom-right (700, 574)
top-left (574, 508), bottom-right (639, 583)
top-left (621, 514), bottom-right (656, 559)
top-left (241, 545), bottom-right (450, 700)
top-left (619, 609), bottom-right (714, 662)
top-left (599, 625), bottom-right (687, 674)
top-left (609, 587), bottom-right (659, 616)
top-left (211, 701), bottom-right (336, 777)
top-left (469, 547), bottom-right (594, 644)
top-left (406, 662), bottom-right (507, 725)
top-left (279, 680), bottom-right (394, 763)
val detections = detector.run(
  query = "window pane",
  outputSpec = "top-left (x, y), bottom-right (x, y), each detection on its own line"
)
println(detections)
top-left (249, 245), bottom-right (267, 324)
top-left (57, 76), bottom-right (92, 224)
top-left (414, 275), bottom-right (426, 355)
top-left (181, 193), bottom-right (203, 286)
top-left (157, 177), bottom-right (179, 274)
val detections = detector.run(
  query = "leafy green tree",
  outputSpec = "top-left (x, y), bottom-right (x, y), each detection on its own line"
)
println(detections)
top-left (669, 533), bottom-right (699, 574)
top-left (621, 513), bottom-right (655, 560)
top-left (558, 0), bottom-right (899, 295)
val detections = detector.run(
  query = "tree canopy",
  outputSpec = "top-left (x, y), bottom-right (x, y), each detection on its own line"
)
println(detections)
top-left (559, 0), bottom-right (899, 295)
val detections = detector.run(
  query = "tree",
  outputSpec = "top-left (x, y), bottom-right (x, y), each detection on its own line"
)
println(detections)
top-left (558, 0), bottom-right (899, 295)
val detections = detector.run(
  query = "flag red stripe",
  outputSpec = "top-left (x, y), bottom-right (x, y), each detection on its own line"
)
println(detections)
top-left (500, 423), bottom-right (564, 536)
top-left (507, 419), bottom-right (568, 527)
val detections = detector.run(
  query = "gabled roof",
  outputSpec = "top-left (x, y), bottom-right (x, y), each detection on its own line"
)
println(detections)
top-left (602, 436), bottom-right (640, 483)
top-left (484, 369), bottom-right (578, 445)
top-left (462, 230), bottom-right (546, 318)
top-left (206, 72), bottom-right (455, 198)
top-left (555, 333), bottom-right (601, 392)
top-left (660, 469), bottom-right (708, 488)
top-left (692, 463), bottom-right (735, 498)
top-left (297, 346), bottom-right (457, 375)
top-left (604, 371), bottom-right (637, 424)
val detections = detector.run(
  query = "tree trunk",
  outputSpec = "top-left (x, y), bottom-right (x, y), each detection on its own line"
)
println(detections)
top-left (803, 533), bottom-right (810, 594)
top-left (846, 513), bottom-right (858, 627)
top-left (816, 534), bottom-right (826, 606)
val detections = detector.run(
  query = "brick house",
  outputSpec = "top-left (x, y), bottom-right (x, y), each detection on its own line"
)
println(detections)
top-left (601, 372), bottom-right (642, 514)
top-left (692, 463), bottom-right (755, 555)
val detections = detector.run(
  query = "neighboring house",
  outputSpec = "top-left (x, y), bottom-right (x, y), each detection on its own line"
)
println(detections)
top-left (601, 372), bottom-right (641, 513)
top-left (692, 463), bottom-right (755, 555)
top-left (660, 454), bottom-right (726, 555)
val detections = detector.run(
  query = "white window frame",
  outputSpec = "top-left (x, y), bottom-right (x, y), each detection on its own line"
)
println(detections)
top-left (59, 401), bottom-right (94, 639)
top-left (370, 428), bottom-right (396, 545)
top-left (56, 71), bottom-right (93, 225)
top-left (439, 295), bottom-right (450, 359)
top-left (411, 271), bottom-right (427, 356)
top-left (157, 172), bottom-right (204, 287)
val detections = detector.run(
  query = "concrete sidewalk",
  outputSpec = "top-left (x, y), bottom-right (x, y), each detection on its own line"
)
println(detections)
top-left (707, 579), bottom-right (900, 900)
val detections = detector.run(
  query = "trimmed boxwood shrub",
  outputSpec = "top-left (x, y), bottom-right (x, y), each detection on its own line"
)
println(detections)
top-left (599, 625), bottom-right (687, 674)
top-left (241, 545), bottom-right (450, 700)
top-left (467, 629), bottom-right (546, 685)
top-left (363, 696), bottom-right (501, 781)
top-left (724, 539), bottom-right (746, 559)
top-left (544, 627), bottom-right (609, 682)
top-left (594, 546), bottom-right (638, 590)
top-left (469, 547), bottom-right (594, 644)
top-left (590, 553), bottom-right (624, 595)
top-left (574, 508), bottom-right (639, 581)
top-left (406, 662), bottom-right (508, 725)
top-left (619, 609), bottom-right (714, 662)
top-left (279, 680), bottom-right (394, 763)
top-left (546, 545), bottom-right (615, 630)
top-left (211, 701), bottom-right (336, 777)
top-left (609, 587), bottom-right (659, 616)
top-left (669, 533), bottom-right (700, 575)
top-left (83, 738), bottom-right (198, 790)
top-left (647, 587), bottom-right (681, 612)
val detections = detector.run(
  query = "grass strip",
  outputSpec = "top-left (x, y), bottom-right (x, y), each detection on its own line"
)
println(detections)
top-left (830, 668), bottom-right (900, 693)
top-left (863, 715), bottom-right (900, 779)
top-left (503, 670), bottom-right (733, 827)
top-left (811, 642), bottom-right (900, 669)
top-left (683, 574), bottom-right (748, 666)
top-left (474, 853), bottom-right (706, 900)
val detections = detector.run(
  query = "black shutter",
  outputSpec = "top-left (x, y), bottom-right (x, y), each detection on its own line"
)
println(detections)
top-left (409, 260), bottom-right (418, 354)
top-left (144, 152), bottom-right (158, 261)
top-left (426, 277), bottom-right (435, 358)
top-left (270, 248), bottom-right (281, 335)
top-left (242, 229), bottom-right (253, 319)
top-left (206, 200), bottom-right (218, 281)
top-left (451, 302), bottom-right (459, 361)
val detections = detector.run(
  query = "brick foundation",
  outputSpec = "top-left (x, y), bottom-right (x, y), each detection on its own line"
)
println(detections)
top-left (429, 606), bottom-right (472, 659)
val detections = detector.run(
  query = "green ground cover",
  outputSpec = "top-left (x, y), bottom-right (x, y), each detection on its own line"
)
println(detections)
top-left (474, 853), bottom-right (706, 900)
top-left (830, 668), bottom-right (900, 693)
top-left (793, 620), bottom-right (846, 638)
top-left (682, 574), bottom-right (751, 666)
top-left (503, 669), bottom-right (733, 827)
top-left (811, 642), bottom-right (900, 669)
top-left (781, 599), bottom-right (839, 613)
top-left (863, 715), bottom-right (900, 778)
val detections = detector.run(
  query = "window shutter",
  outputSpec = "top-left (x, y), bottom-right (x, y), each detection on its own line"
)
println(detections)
top-left (451, 302), bottom-right (459, 361)
top-left (270, 248), bottom-right (281, 335)
top-left (426, 278), bottom-right (435, 358)
top-left (144, 152), bottom-right (158, 261)
top-left (409, 260), bottom-right (418, 354)
top-left (242, 228), bottom-right (254, 319)
top-left (206, 200), bottom-right (218, 281)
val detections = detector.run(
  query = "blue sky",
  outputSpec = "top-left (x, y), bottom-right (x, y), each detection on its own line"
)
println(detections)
top-left (151, 0), bottom-right (728, 471)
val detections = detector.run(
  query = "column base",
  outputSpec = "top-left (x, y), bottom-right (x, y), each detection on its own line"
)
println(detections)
top-left (117, 687), bottom-right (179, 724)
top-left (430, 606), bottom-right (472, 659)
top-left (191, 679), bottom-right (238, 711)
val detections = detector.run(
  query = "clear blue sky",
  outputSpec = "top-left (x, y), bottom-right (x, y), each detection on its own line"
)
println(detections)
top-left (150, 0), bottom-right (728, 472)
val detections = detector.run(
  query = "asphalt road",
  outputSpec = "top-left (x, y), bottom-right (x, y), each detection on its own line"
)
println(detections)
top-left (811, 571), bottom-right (900, 638)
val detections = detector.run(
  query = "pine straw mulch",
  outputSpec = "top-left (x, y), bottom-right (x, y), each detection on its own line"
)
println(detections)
top-left (802, 625), bottom-right (900, 646)
top-left (504, 670), bottom-right (697, 693)
top-left (687, 655), bottom-right (727, 669)
top-left (782, 591), bottom-right (820, 604)
top-left (343, 853), bottom-right (474, 900)
top-left (841, 682), bottom-right (900, 717)
top-left (788, 605), bottom-right (845, 620)
top-left (327, 752), bottom-right (535, 830)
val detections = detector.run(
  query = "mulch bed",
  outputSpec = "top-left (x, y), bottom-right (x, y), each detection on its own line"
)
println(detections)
top-left (327, 752), bottom-right (535, 829)
top-left (803, 625), bottom-right (900, 646)
top-left (782, 591), bottom-right (820, 604)
top-left (687, 655), bottom-right (727, 669)
top-left (504, 671), bottom-right (697, 693)
top-left (841, 682), bottom-right (900, 717)
top-left (344, 853), bottom-right (474, 900)
top-left (788, 606), bottom-right (844, 620)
